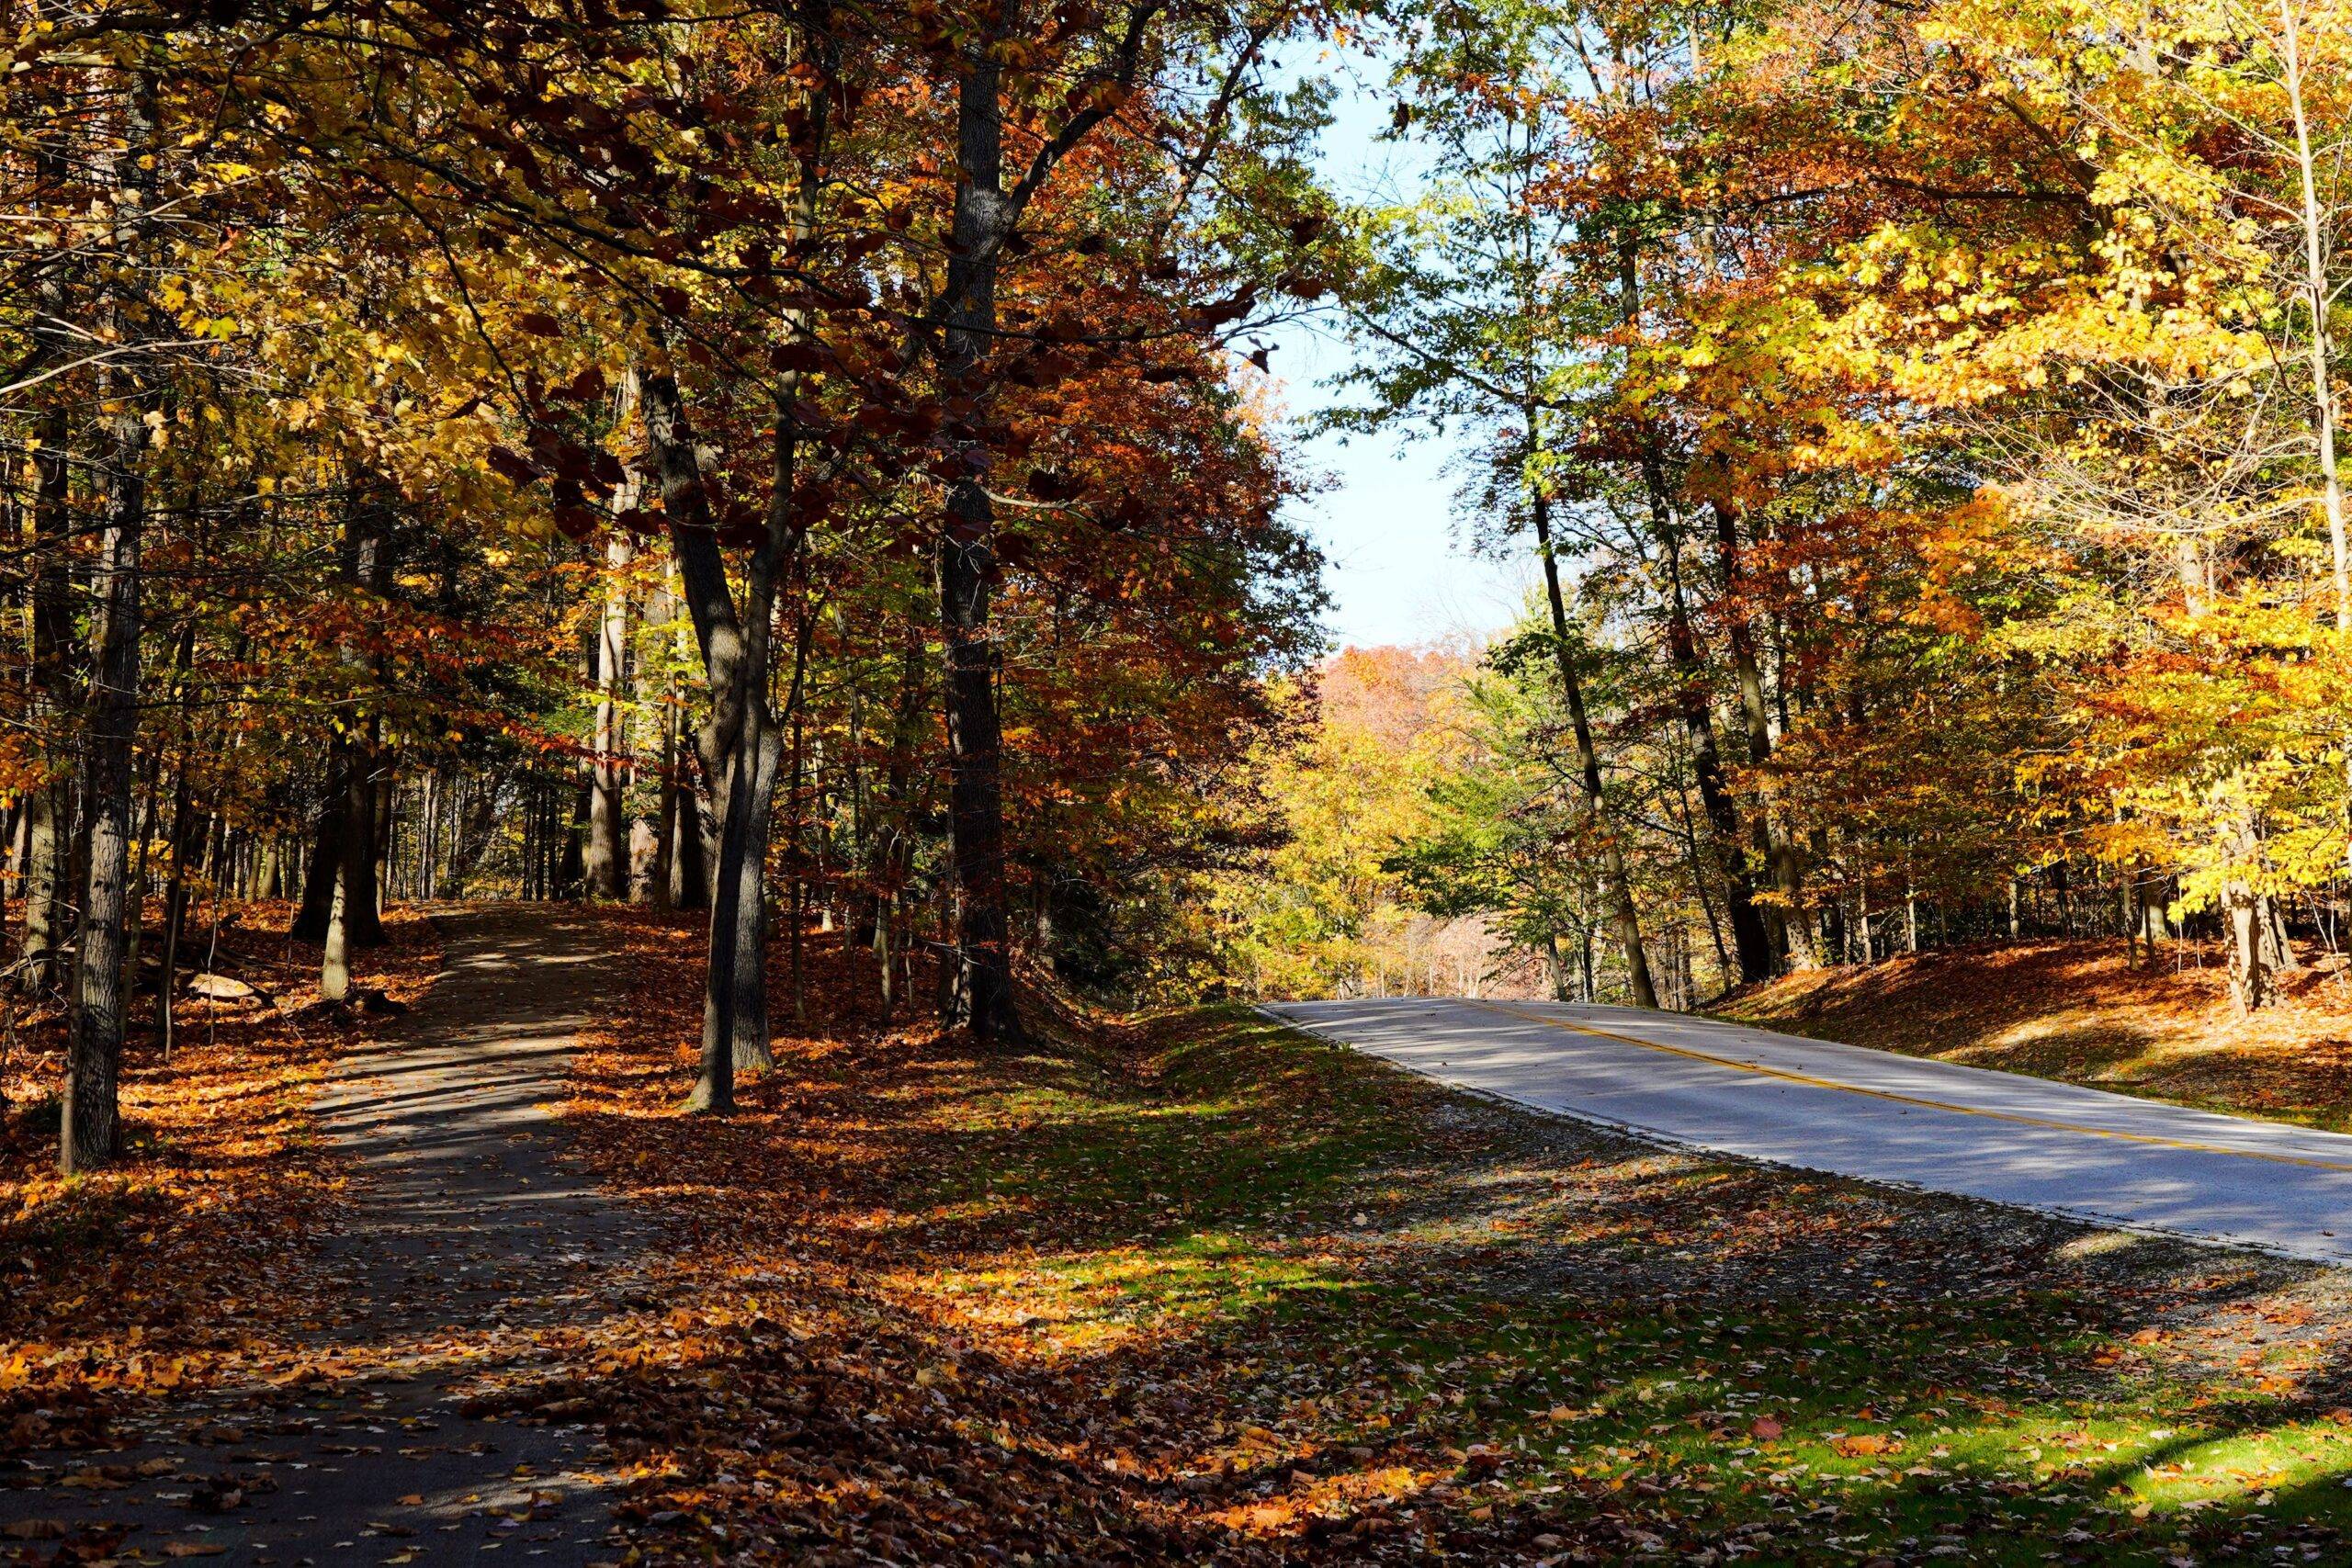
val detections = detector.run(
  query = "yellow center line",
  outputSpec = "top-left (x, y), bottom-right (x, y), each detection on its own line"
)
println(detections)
top-left (1461, 998), bottom-right (2352, 1175)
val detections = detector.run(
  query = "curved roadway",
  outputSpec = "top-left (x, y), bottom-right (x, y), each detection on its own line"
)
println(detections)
top-left (1267, 997), bottom-right (2352, 1265)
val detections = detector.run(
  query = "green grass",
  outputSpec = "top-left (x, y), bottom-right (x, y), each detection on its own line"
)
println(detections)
top-left (900, 1006), bottom-right (2352, 1562)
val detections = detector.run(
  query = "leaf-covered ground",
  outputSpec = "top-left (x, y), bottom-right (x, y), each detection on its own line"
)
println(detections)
top-left (555, 912), bottom-right (2352, 1566)
top-left (1717, 939), bottom-right (2352, 1132)
top-left (1, 907), bottom-right (440, 1457)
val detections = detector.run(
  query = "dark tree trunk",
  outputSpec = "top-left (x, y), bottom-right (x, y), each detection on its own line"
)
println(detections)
top-left (1664, 559), bottom-right (1774, 985)
top-left (155, 624), bottom-right (202, 1046)
top-left (1712, 501), bottom-right (1814, 972)
top-left (63, 393), bottom-right (147, 1173)
top-left (320, 728), bottom-right (383, 1002)
top-left (372, 755), bottom-right (394, 919)
top-left (650, 727), bottom-right (677, 910)
top-left (555, 774), bottom-right (590, 897)
top-left (672, 771), bottom-right (709, 912)
top-left (1530, 486), bottom-right (1657, 1009)
top-left (927, 14), bottom-right (1036, 1045)
top-left (639, 375), bottom-right (804, 1102)
top-left (291, 781), bottom-right (341, 941)
top-left (866, 636), bottom-right (928, 1020)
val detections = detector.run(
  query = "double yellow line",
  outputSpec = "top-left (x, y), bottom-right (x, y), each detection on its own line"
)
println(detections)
top-left (1463, 998), bottom-right (2352, 1176)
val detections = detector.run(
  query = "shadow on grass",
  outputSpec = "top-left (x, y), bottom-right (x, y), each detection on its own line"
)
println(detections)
top-left (557, 931), bottom-right (2352, 1565)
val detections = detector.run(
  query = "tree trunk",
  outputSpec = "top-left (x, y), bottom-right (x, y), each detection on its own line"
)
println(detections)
top-left (931, 21), bottom-right (1028, 1045)
top-left (2227, 881), bottom-right (2270, 1012)
top-left (63, 59), bottom-right (159, 1169)
top-left (320, 727), bottom-right (380, 1001)
top-left (786, 703), bottom-right (807, 1023)
top-left (19, 404), bottom-right (76, 995)
top-left (2261, 895), bottom-right (2301, 975)
top-left (156, 728), bottom-right (198, 1046)
top-left (552, 772), bottom-right (589, 898)
top-left (1711, 502), bottom-right (1812, 971)
top-left (1664, 553), bottom-right (1773, 984)
top-left (62, 389), bottom-right (148, 1174)
top-left (321, 857), bottom-right (354, 1003)
top-left (586, 533), bottom-right (634, 900)
top-left (637, 6), bottom-right (831, 1096)
top-left (372, 753), bottom-right (394, 919)
top-left (641, 368), bottom-right (783, 1111)
top-left (291, 782), bottom-right (341, 941)
top-left (651, 690), bottom-right (679, 910)
top-left (670, 755), bottom-right (709, 911)
top-left (865, 633), bottom-right (928, 1018)
top-left (1530, 487), bottom-right (1658, 1008)
top-left (418, 771), bottom-right (437, 902)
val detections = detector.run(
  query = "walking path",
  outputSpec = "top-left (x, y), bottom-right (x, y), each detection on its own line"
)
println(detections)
top-left (4, 908), bottom-right (646, 1565)
top-left (1271, 996), bottom-right (2352, 1264)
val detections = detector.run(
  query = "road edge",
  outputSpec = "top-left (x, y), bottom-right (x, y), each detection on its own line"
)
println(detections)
top-left (1250, 1002), bottom-right (2345, 1272)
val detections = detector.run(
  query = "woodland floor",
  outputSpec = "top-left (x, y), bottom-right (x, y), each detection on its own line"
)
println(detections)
top-left (1716, 938), bottom-right (2352, 1132)
top-left (2, 907), bottom-right (654, 1567)
top-left (16, 908), bottom-right (2352, 1565)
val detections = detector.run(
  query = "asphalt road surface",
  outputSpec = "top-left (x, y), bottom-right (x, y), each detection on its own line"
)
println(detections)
top-left (1268, 996), bottom-right (2352, 1265)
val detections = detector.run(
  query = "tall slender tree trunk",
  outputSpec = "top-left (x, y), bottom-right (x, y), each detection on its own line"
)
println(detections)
top-left (866, 634), bottom-right (928, 1019)
top-left (786, 702), bottom-right (807, 1024)
top-left (664, 705), bottom-right (707, 911)
top-left (1662, 548), bottom-right (1774, 983)
top-left (586, 526), bottom-right (635, 899)
top-left (63, 385), bottom-right (147, 1174)
top-left (372, 754), bottom-right (394, 919)
top-left (643, 369), bottom-right (772, 1113)
top-left (933, 33), bottom-right (1025, 1043)
top-left (295, 500), bottom-right (388, 947)
top-left (20, 400), bottom-right (77, 994)
top-left (2280, 0), bottom-right (2349, 631)
top-left (418, 772), bottom-right (437, 902)
top-left (1712, 502), bottom-right (1813, 970)
top-left (320, 723), bottom-right (379, 1002)
top-left (155, 619), bottom-right (202, 1046)
top-left (1530, 485), bottom-right (1658, 1009)
top-left (644, 6), bottom-right (834, 1103)
top-left (2277, 0), bottom-right (2352, 874)
top-left (63, 73), bottom-right (156, 1173)
top-left (291, 786), bottom-right (341, 941)
top-left (651, 687), bottom-right (680, 911)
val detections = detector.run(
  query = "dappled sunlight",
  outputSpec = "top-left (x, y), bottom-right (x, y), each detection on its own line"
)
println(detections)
top-left (1, 910), bottom-right (441, 1446)
top-left (35, 904), bottom-right (2352, 1561)
top-left (899, 1235), bottom-right (1359, 1356)
top-left (549, 909), bottom-right (2352, 1562)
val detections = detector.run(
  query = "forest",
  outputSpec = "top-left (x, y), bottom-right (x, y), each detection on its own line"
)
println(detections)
top-left (11, 0), bottom-right (2352, 1561)
top-left (11, 0), bottom-right (2352, 1159)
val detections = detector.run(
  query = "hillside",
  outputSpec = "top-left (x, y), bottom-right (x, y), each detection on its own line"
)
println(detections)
top-left (1714, 939), bottom-right (2352, 1132)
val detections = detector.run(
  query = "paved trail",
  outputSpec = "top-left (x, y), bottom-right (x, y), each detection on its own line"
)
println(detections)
top-left (5, 908), bottom-right (647, 1566)
top-left (1271, 997), bottom-right (2352, 1265)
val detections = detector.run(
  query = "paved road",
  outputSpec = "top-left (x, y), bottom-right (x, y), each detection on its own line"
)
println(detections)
top-left (5, 907), bottom-right (648, 1565)
top-left (1269, 996), bottom-right (2352, 1265)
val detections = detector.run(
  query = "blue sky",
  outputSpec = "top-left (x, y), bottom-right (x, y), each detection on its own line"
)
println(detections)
top-left (1255, 47), bottom-right (1535, 654)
